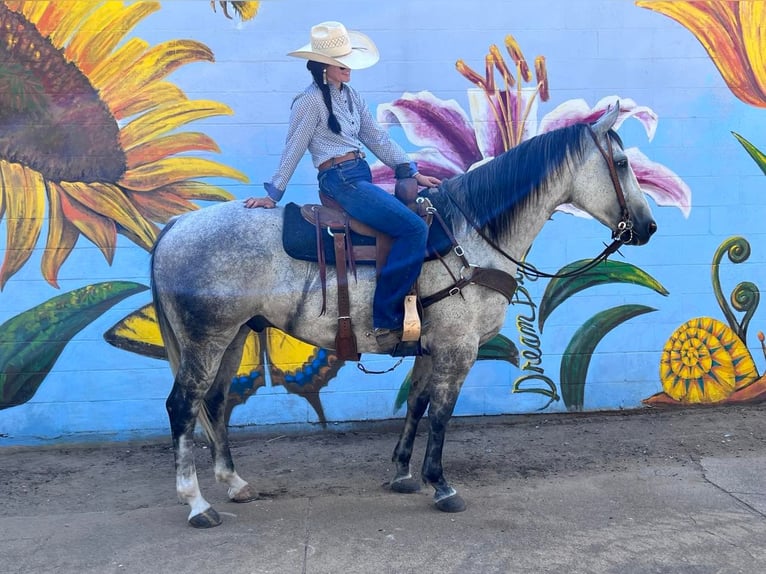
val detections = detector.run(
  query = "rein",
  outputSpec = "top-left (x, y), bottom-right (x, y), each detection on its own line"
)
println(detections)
top-left (443, 125), bottom-right (634, 281)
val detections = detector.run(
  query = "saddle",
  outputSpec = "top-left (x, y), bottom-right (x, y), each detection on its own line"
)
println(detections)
top-left (299, 178), bottom-right (430, 360)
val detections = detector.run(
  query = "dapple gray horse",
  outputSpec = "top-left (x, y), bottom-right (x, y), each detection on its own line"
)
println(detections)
top-left (150, 105), bottom-right (657, 527)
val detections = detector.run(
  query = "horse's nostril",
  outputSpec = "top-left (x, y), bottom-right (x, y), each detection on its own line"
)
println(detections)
top-left (648, 221), bottom-right (658, 236)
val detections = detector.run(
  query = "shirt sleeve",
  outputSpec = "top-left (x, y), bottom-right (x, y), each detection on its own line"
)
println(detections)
top-left (355, 89), bottom-right (417, 176)
top-left (265, 92), bottom-right (320, 202)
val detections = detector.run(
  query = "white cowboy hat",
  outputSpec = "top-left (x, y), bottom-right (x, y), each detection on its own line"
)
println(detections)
top-left (287, 21), bottom-right (379, 70)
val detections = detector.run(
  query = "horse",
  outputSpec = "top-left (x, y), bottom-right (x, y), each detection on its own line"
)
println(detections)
top-left (150, 104), bottom-right (657, 527)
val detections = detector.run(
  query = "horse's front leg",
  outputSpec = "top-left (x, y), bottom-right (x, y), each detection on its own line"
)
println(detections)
top-left (390, 355), bottom-right (432, 493)
top-left (202, 326), bottom-right (259, 504)
top-left (421, 347), bottom-right (477, 513)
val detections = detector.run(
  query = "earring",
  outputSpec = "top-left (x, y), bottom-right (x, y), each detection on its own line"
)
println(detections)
top-left (322, 68), bottom-right (327, 85)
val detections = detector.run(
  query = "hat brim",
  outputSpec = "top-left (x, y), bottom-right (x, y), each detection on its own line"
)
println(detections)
top-left (287, 30), bottom-right (379, 70)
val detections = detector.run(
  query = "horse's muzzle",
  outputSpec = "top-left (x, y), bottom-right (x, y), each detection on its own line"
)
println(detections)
top-left (628, 220), bottom-right (657, 246)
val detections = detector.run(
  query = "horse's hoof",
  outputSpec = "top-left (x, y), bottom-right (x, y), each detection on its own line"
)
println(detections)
top-left (390, 477), bottom-right (421, 494)
top-left (230, 483), bottom-right (259, 503)
top-left (188, 507), bottom-right (222, 528)
top-left (435, 493), bottom-right (466, 513)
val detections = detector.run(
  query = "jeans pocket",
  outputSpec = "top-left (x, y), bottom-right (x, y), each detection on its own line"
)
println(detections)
top-left (318, 171), bottom-right (333, 197)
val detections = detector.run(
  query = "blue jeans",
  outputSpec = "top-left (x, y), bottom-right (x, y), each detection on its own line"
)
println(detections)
top-left (318, 159), bottom-right (428, 330)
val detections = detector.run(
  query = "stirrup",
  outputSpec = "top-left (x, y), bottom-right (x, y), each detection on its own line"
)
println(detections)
top-left (401, 294), bottom-right (421, 342)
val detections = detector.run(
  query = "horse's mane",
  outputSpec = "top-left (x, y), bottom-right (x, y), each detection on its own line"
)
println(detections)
top-left (429, 123), bottom-right (622, 242)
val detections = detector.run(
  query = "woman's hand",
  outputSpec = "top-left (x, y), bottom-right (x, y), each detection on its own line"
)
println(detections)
top-left (415, 173), bottom-right (441, 188)
top-left (244, 196), bottom-right (277, 209)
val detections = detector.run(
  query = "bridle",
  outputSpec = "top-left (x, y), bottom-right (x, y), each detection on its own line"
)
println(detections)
top-left (444, 125), bottom-right (636, 280)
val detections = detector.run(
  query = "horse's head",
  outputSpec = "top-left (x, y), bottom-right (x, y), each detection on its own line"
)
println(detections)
top-left (571, 104), bottom-right (657, 246)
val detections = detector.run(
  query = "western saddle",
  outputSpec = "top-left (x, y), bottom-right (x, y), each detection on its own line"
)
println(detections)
top-left (300, 177), bottom-right (428, 360)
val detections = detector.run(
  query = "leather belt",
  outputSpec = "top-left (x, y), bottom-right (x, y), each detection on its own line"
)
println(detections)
top-left (318, 150), bottom-right (365, 172)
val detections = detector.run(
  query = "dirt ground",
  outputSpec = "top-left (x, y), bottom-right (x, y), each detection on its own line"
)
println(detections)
top-left (3, 403), bottom-right (766, 517)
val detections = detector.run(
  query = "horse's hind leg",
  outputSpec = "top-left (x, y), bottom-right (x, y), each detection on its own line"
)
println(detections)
top-left (199, 326), bottom-right (259, 503)
top-left (390, 355), bottom-right (432, 493)
top-left (166, 340), bottom-right (233, 528)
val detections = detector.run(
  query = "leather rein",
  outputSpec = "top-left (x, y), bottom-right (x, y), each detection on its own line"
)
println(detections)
top-left (420, 126), bottom-right (636, 309)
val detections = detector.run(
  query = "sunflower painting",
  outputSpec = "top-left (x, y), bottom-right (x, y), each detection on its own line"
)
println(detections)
top-left (0, 1), bottom-right (249, 288)
top-left (0, 1), bottom-right (253, 410)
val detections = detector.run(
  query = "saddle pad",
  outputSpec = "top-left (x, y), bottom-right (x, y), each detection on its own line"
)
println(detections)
top-left (282, 202), bottom-right (453, 265)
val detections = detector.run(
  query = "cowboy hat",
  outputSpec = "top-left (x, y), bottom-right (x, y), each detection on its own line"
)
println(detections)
top-left (287, 21), bottom-right (379, 70)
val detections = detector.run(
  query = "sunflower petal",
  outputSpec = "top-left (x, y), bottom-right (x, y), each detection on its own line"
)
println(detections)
top-left (119, 100), bottom-right (234, 150)
top-left (125, 133), bottom-right (220, 169)
top-left (126, 189), bottom-right (198, 223)
top-left (99, 40), bottom-right (214, 106)
top-left (88, 38), bottom-right (150, 90)
top-left (56, 183), bottom-right (117, 263)
top-left (34, 2), bottom-right (98, 49)
top-left (153, 181), bottom-right (235, 202)
top-left (377, 91), bottom-right (482, 171)
top-left (42, 184), bottom-right (82, 286)
top-left (66, 2), bottom-right (160, 75)
top-left (0, 162), bottom-right (46, 288)
top-left (119, 157), bottom-right (249, 192)
top-left (25, 1), bottom-right (68, 39)
top-left (15, 1), bottom-right (54, 26)
top-left (59, 182), bottom-right (156, 249)
top-left (110, 81), bottom-right (188, 121)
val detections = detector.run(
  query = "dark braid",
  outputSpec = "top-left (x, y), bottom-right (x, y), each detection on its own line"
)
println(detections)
top-left (307, 60), bottom-right (341, 134)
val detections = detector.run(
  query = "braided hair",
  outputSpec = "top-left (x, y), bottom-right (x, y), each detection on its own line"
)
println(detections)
top-left (307, 60), bottom-right (341, 134)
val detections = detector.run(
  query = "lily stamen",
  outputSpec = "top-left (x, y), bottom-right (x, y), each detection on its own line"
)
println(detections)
top-left (456, 59), bottom-right (487, 90)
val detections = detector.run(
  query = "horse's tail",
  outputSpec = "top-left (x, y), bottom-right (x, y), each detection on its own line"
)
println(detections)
top-left (150, 218), bottom-right (182, 375)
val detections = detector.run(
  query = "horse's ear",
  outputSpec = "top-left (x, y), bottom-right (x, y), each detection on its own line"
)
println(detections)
top-left (591, 101), bottom-right (620, 136)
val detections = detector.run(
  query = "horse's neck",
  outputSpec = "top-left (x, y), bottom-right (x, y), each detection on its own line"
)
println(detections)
top-left (454, 177), bottom-right (569, 269)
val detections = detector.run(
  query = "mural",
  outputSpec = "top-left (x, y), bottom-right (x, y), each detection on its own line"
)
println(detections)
top-left (0, 1), bottom-right (251, 412)
top-left (633, 0), bottom-right (766, 407)
top-left (1, 0), bottom-right (765, 443)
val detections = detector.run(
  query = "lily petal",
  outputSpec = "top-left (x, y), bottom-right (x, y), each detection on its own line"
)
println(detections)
top-left (539, 96), bottom-right (658, 141)
top-left (377, 91), bottom-right (482, 171)
top-left (370, 148), bottom-right (465, 190)
top-left (627, 147), bottom-right (692, 218)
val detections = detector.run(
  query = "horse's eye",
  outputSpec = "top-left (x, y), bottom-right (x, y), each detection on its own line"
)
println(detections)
top-left (616, 159), bottom-right (628, 168)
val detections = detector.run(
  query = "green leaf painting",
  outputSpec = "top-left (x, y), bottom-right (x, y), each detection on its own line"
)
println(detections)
top-left (0, 281), bottom-right (148, 410)
top-left (538, 260), bottom-right (668, 332)
top-left (393, 333), bottom-right (520, 413)
top-left (560, 304), bottom-right (656, 411)
top-left (732, 132), bottom-right (766, 176)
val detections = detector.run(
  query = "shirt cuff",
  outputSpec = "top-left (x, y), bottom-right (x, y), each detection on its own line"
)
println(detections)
top-left (394, 162), bottom-right (418, 180)
top-left (263, 182), bottom-right (284, 202)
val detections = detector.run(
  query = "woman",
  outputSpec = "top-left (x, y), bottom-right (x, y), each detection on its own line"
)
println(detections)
top-left (245, 21), bottom-right (441, 353)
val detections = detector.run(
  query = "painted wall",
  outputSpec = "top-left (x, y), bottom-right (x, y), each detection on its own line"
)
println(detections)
top-left (1, 0), bottom-right (765, 445)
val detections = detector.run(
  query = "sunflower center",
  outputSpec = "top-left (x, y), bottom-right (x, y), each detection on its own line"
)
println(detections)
top-left (0, 5), bottom-right (126, 182)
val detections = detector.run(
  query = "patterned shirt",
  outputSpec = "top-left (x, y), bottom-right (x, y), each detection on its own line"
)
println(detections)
top-left (265, 82), bottom-right (415, 202)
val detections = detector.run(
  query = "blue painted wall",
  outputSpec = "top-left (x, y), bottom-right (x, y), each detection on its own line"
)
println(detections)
top-left (1, 0), bottom-right (765, 444)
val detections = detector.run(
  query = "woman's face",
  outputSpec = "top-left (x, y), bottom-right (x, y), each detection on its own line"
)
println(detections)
top-left (325, 65), bottom-right (351, 86)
